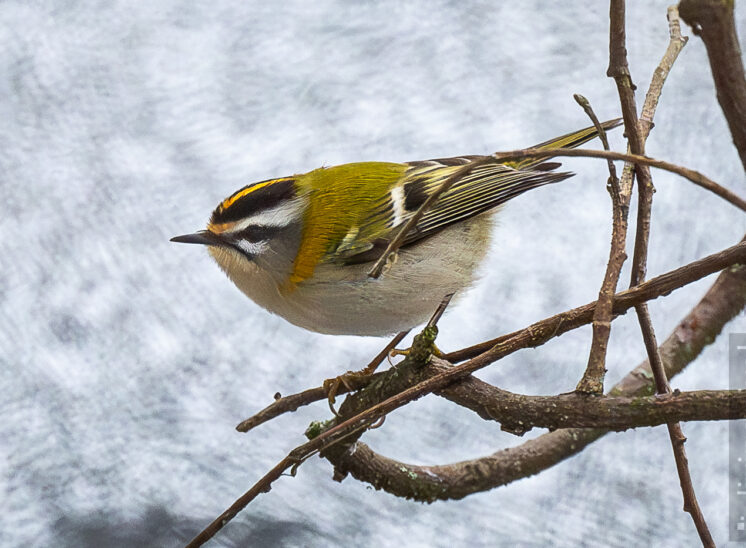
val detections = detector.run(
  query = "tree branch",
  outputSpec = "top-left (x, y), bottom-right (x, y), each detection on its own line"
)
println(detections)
top-left (198, 234), bottom-right (746, 548)
top-left (321, 260), bottom-right (746, 501)
top-left (444, 239), bottom-right (746, 363)
top-left (640, 6), bottom-right (689, 137)
top-left (427, 358), bottom-right (746, 432)
top-left (574, 93), bottom-right (622, 201)
top-left (626, 7), bottom-right (711, 543)
top-left (576, 0), bottom-right (637, 394)
top-left (237, 240), bottom-right (746, 431)
top-left (491, 147), bottom-right (746, 211)
top-left (679, 0), bottom-right (746, 170)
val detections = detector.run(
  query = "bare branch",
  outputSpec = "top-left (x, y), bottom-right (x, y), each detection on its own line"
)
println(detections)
top-left (628, 5), bottom-right (688, 288)
top-left (640, 6), bottom-right (689, 137)
top-left (236, 240), bottom-right (746, 432)
top-left (426, 358), bottom-right (746, 432)
top-left (236, 382), bottom-right (360, 434)
top-left (680, 0), bottom-right (746, 170)
top-left (321, 261), bottom-right (746, 502)
top-left (579, 9), bottom-right (636, 391)
top-left (427, 358), bottom-right (746, 432)
top-left (200, 240), bottom-right (746, 546)
top-left (573, 93), bottom-right (621, 200)
top-left (366, 115), bottom-right (746, 283)
top-left (445, 238), bottom-right (746, 363)
top-left (492, 147), bottom-right (746, 212)
top-left (186, 324), bottom-right (443, 547)
top-left (619, 5), bottom-right (712, 541)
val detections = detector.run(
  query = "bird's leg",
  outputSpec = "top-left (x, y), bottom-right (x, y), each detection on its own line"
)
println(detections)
top-left (323, 294), bottom-right (455, 412)
top-left (323, 330), bottom-right (409, 411)
top-left (390, 293), bottom-right (454, 359)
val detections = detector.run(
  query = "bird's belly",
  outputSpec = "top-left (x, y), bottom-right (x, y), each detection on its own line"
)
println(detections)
top-left (277, 215), bottom-right (494, 336)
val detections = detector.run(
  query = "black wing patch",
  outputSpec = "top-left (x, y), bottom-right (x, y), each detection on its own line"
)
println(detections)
top-left (403, 179), bottom-right (429, 210)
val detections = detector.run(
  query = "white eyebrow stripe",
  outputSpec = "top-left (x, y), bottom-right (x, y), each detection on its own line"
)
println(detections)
top-left (236, 239), bottom-right (269, 255)
top-left (391, 185), bottom-right (405, 226)
top-left (226, 196), bottom-right (306, 233)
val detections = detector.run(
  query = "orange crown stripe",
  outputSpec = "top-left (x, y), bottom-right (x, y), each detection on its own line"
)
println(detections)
top-left (207, 220), bottom-right (237, 234)
top-left (220, 178), bottom-right (292, 211)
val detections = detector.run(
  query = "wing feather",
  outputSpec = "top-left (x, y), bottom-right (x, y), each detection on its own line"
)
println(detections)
top-left (324, 120), bottom-right (620, 266)
top-left (330, 159), bottom-right (572, 265)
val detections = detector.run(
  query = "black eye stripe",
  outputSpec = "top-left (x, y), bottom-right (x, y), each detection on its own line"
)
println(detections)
top-left (233, 225), bottom-right (283, 242)
top-left (211, 178), bottom-right (296, 225)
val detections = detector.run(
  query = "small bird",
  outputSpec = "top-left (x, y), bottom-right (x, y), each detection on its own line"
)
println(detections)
top-left (172, 120), bottom-right (619, 337)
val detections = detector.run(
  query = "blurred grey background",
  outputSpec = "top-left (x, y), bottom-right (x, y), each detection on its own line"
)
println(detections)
top-left (2, 1), bottom-right (745, 547)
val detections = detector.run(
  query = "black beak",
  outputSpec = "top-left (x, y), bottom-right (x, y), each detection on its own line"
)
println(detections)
top-left (170, 231), bottom-right (222, 246)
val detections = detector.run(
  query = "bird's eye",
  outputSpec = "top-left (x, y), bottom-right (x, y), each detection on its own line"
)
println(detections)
top-left (233, 225), bottom-right (282, 243)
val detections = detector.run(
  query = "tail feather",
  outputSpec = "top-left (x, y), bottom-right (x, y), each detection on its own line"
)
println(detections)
top-left (507, 118), bottom-right (622, 169)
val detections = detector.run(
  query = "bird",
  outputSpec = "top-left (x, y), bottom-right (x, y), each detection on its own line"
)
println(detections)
top-left (172, 120), bottom-right (620, 337)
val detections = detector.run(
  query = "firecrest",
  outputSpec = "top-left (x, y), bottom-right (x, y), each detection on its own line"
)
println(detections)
top-left (172, 120), bottom-right (619, 336)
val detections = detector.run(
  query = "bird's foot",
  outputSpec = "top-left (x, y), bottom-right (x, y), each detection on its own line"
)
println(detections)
top-left (322, 370), bottom-right (375, 411)
top-left (389, 343), bottom-right (444, 359)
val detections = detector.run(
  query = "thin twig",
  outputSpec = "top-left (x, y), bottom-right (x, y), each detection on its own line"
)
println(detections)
top-left (576, 0), bottom-right (637, 394)
top-left (574, 90), bottom-right (629, 395)
top-left (368, 331), bottom-right (410, 369)
top-left (235, 240), bottom-right (746, 432)
top-left (640, 6), bottom-right (689, 137)
top-left (629, 4), bottom-right (688, 287)
top-left (444, 239), bottom-right (746, 363)
top-left (184, 452), bottom-right (305, 548)
top-left (491, 147), bottom-right (746, 212)
top-left (629, 1), bottom-right (689, 386)
top-left (623, 5), bottom-right (713, 543)
top-left (427, 293), bottom-right (454, 328)
top-left (368, 157), bottom-right (493, 278)
top-left (573, 93), bottom-right (621, 199)
top-left (237, 332), bottom-right (408, 433)
top-left (367, 126), bottom-right (744, 287)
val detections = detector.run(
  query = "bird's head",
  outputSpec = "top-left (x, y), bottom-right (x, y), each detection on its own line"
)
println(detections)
top-left (171, 177), bottom-right (306, 280)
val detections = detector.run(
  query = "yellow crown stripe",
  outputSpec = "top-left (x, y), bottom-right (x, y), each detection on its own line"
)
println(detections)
top-left (220, 178), bottom-right (292, 211)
